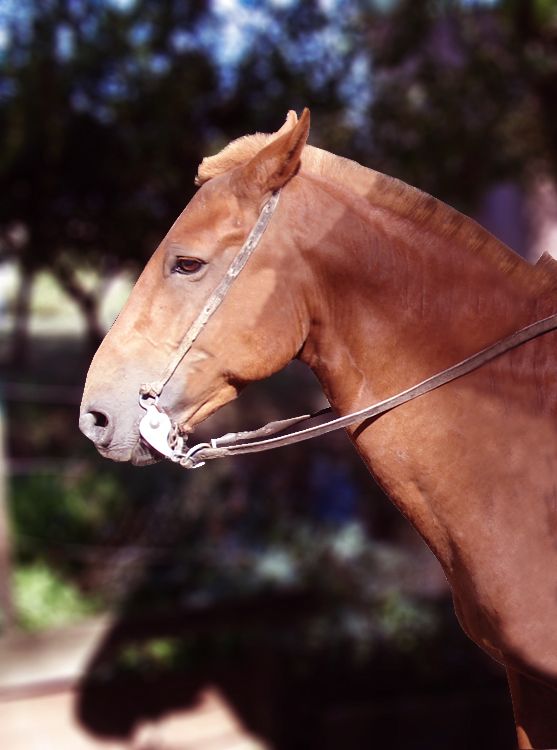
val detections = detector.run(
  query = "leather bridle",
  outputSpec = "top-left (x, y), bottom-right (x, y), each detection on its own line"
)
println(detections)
top-left (138, 188), bottom-right (557, 469)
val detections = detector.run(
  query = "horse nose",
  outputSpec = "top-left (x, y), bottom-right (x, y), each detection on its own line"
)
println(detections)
top-left (79, 407), bottom-right (115, 447)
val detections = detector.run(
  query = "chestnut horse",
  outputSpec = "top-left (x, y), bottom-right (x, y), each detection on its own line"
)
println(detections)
top-left (80, 110), bottom-right (557, 748)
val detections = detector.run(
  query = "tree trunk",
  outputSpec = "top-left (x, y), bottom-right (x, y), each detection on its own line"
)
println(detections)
top-left (9, 267), bottom-right (34, 366)
top-left (53, 264), bottom-right (104, 355)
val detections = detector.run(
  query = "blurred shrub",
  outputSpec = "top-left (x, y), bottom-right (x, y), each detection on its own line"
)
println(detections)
top-left (10, 469), bottom-right (127, 566)
top-left (13, 561), bottom-right (101, 631)
top-left (9, 464), bottom-right (439, 657)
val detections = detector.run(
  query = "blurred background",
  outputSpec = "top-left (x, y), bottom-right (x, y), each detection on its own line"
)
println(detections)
top-left (1, 0), bottom-right (557, 748)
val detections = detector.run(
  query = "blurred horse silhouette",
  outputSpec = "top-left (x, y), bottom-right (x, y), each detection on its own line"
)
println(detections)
top-left (81, 109), bottom-right (557, 748)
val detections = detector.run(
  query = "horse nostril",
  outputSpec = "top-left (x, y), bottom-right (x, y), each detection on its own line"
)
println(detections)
top-left (92, 411), bottom-right (109, 429)
top-left (79, 408), bottom-right (114, 446)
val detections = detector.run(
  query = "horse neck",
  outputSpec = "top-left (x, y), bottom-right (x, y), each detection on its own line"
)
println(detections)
top-left (295, 171), bottom-right (550, 415)
top-left (293, 171), bottom-right (557, 569)
top-left (288, 168), bottom-right (557, 663)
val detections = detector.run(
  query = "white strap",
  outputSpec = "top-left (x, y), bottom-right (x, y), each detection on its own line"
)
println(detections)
top-left (139, 191), bottom-right (281, 400)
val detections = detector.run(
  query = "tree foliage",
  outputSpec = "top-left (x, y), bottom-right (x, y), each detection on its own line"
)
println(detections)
top-left (1, 0), bottom-right (557, 354)
top-left (368, 0), bottom-right (557, 210)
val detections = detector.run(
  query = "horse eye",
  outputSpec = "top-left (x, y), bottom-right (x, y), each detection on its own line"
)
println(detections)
top-left (174, 257), bottom-right (205, 275)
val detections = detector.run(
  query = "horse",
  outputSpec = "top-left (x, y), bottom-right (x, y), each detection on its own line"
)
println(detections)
top-left (80, 109), bottom-right (557, 748)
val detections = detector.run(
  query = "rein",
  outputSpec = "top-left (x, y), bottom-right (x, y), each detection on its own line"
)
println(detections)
top-left (137, 189), bottom-right (557, 470)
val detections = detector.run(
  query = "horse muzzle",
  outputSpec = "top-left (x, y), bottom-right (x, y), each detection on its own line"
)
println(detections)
top-left (79, 399), bottom-right (159, 465)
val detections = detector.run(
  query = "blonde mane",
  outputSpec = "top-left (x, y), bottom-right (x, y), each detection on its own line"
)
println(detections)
top-left (197, 115), bottom-right (557, 294)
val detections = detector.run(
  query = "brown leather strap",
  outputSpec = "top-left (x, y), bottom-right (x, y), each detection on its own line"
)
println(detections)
top-left (180, 313), bottom-right (557, 468)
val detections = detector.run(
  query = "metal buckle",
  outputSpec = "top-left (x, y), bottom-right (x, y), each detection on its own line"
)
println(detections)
top-left (138, 397), bottom-right (179, 460)
top-left (182, 442), bottom-right (212, 469)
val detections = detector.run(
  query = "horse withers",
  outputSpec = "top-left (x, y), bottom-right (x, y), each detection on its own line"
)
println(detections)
top-left (80, 109), bottom-right (557, 748)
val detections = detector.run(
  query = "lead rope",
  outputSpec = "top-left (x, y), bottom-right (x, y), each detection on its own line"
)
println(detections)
top-left (177, 312), bottom-right (557, 468)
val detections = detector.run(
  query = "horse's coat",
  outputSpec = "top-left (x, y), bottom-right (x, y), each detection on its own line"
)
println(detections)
top-left (80, 110), bottom-right (557, 748)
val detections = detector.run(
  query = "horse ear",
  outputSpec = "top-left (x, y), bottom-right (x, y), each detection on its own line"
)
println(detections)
top-left (275, 110), bottom-right (298, 136)
top-left (235, 108), bottom-right (310, 198)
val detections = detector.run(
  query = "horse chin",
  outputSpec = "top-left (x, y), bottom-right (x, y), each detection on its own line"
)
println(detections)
top-left (132, 439), bottom-right (163, 466)
top-left (97, 439), bottom-right (162, 466)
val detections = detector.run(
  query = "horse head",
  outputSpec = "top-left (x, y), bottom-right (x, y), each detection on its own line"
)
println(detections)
top-left (80, 110), bottom-right (311, 464)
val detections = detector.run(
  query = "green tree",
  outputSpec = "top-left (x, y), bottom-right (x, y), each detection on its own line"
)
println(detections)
top-left (0, 0), bottom-right (215, 360)
top-left (367, 0), bottom-right (557, 210)
top-left (3, 0), bottom-right (557, 364)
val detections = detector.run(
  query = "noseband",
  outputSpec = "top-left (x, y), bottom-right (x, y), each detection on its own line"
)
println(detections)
top-left (139, 189), bottom-right (557, 469)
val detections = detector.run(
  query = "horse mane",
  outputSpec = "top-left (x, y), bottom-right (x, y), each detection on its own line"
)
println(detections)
top-left (536, 251), bottom-right (557, 279)
top-left (197, 122), bottom-right (557, 295)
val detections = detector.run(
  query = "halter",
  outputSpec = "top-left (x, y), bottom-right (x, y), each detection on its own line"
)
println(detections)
top-left (139, 189), bottom-right (557, 469)
top-left (138, 189), bottom-right (282, 464)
